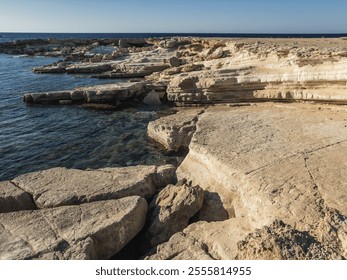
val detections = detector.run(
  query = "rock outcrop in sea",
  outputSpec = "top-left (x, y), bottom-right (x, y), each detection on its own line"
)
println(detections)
top-left (1, 36), bottom-right (347, 260)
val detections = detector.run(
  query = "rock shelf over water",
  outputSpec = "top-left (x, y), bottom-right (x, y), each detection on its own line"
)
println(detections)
top-left (1, 37), bottom-right (347, 260)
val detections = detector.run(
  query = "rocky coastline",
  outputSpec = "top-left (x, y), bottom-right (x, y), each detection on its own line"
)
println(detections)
top-left (1, 36), bottom-right (347, 260)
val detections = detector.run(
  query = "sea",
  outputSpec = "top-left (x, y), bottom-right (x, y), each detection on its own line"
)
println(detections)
top-left (1, 32), bottom-right (346, 181)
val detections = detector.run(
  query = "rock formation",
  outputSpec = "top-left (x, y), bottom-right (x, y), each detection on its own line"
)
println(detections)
top-left (0, 165), bottom-right (176, 259)
top-left (0, 197), bottom-right (147, 260)
top-left (2, 36), bottom-right (347, 260)
top-left (147, 103), bottom-right (347, 260)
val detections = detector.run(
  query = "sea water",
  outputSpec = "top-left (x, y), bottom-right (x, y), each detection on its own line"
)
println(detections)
top-left (0, 37), bottom-right (175, 180)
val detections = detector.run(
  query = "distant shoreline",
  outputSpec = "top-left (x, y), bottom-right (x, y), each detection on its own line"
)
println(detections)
top-left (1, 32), bottom-right (347, 39)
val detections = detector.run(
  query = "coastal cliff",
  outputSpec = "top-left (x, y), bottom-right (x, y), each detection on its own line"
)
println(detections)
top-left (1, 37), bottom-right (347, 260)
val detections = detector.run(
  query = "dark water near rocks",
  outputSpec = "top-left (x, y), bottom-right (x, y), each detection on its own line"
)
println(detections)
top-left (0, 37), bottom-right (179, 180)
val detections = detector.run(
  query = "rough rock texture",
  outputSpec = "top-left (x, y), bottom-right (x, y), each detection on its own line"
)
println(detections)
top-left (147, 108), bottom-right (205, 151)
top-left (0, 196), bottom-right (147, 260)
top-left (174, 104), bottom-right (347, 259)
top-left (23, 82), bottom-right (145, 105)
top-left (145, 183), bottom-right (204, 247)
top-left (166, 39), bottom-right (347, 104)
top-left (0, 181), bottom-right (36, 213)
top-left (66, 62), bottom-right (113, 74)
top-left (237, 219), bottom-right (344, 260)
top-left (12, 165), bottom-right (176, 208)
top-left (146, 218), bottom-right (250, 260)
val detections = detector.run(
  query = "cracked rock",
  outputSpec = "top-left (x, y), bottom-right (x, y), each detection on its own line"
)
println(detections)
top-left (11, 165), bottom-right (176, 208)
top-left (0, 196), bottom-right (147, 260)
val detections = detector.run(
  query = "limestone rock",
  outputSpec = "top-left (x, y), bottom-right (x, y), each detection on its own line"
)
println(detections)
top-left (12, 165), bottom-right (176, 208)
top-left (237, 219), bottom-right (343, 260)
top-left (209, 47), bottom-right (224, 59)
top-left (66, 62), bottom-right (113, 74)
top-left (23, 82), bottom-right (146, 105)
top-left (0, 181), bottom-right (36, 213)
top-left (145, 183), bottom-right (204, 247)
top-left (0, 196), bottom-right (147, 260)
top-left (75, 81), bottom-right (145, 103)
top-left (146, 232), bottom-right (213, 260)
top-left (177, 105), bottom-right (347, 231)
top-left (147, 108), bottom-right (204, 151)
top-left (168, 56), bottom-right (180, 67)
top-left (143, 90), bottom-right (161, 106)
top-left (146, 218), bottom-right (250, 260)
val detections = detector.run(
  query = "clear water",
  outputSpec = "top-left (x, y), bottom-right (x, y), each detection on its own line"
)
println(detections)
top-left (0, 53), bottom-right (172, 181)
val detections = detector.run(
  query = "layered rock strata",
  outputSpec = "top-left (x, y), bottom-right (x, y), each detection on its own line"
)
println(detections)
top-left (147, 104), bottom-right (347, 259)
top-left (22, 82), bottom-right (146, 105)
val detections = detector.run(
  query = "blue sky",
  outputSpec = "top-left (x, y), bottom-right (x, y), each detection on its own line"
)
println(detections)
top-left (0, 0), bottom-right (346, 33)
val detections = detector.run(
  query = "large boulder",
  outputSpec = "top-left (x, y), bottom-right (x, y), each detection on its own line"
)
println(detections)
top-left (144, 183), bottom-right (204, 247)
top-left (12, 165), bottom-right (176, 208)
top-left (147, 108), bottom-right (204, 151)
top-left (0, 196), bottom-right (147, 260)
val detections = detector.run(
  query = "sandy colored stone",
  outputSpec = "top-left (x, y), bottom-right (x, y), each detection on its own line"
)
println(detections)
top-left (0, 181), bottom-right (36, 213)
top-left (145, 183), bottom-right (204, 247)
top-left (12, 165), bottom-right (176, 208)
top-left (172, 104), bottom-right (347, 259)
top-left (147, 108), bottom-right (204, 151)
top-left (237, 219), bottom-right (344, 260)
top-left (75, 81), bottom-right (145, 103)
top-left (0, 196), bottom-right (147, 260)
top-left (146, 218), bottom-right (250, 260)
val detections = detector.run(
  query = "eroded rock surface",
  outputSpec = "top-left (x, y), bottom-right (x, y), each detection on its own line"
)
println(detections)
top-left (174, 104), bottom-right (347, 258)
top-left (0, 196), bottom-right (147, 260)
top-left (146, 218), bottom-right (250, 260)
top-left (147, 108), bottom-right (204, 151)
top-left (12, 165), bottom-right (176, 208)
top-left (23, 81), bottom-right (146, 105)
top-left (237, 218), bottom-right (345, 260)
top-left (145, 183), bottom-right (204, 247)
top-left (0, 181), bottom-right (36, 213)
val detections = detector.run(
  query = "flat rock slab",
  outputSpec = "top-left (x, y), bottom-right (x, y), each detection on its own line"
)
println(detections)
top-left (22, 81), bottom-right (145, 105)
top-left (0, 196), bottom-right (147, 260)
top-left (177, 104), bottom-right (347, 238)
top-left (12, 165), bottom-right (175, 208)
top-left (0, 181), bottom-right (36, 213)
top-left (76, 81), bottom-right (145, 103)
top-left (164, 104), bottom-right (347, 259)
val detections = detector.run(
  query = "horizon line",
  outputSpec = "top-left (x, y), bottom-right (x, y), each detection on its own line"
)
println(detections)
top-left (1, 31), bottom-right (347, 35)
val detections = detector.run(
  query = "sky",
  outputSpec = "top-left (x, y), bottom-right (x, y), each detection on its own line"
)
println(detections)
top-left (0, 0), bottom-right (346, 33)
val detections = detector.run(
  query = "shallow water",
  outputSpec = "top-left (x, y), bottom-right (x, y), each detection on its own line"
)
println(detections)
top-left (0, 54), bottom-right (172, 181)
